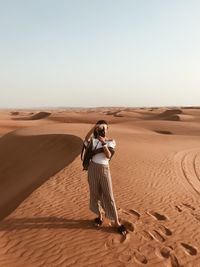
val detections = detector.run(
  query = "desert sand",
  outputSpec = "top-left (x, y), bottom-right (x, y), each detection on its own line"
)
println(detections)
top-left (0, 107), bottom-right (200, 267)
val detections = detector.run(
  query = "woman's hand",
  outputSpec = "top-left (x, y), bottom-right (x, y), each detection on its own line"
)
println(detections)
top-left (98, 136), bottom-right (106, 144)
top-left (98, 136), bottom-right (111, 158)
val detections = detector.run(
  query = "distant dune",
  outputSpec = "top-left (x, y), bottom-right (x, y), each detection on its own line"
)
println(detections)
top-left (12, 111), bottom-right (51, 120)
top-left (150, 109), bottom-right (182, 121)
top-left (10, 111), bottom-right (19, 115)
top-left (30, 112), bottom-right (51, 120)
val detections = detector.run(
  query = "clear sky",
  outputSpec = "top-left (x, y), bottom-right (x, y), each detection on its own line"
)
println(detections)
top-left (1, 0), bottom-right (200, 108)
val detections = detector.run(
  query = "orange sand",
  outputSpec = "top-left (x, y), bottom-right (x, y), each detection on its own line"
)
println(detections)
top-left (0, 107), bottom-right (200, 267)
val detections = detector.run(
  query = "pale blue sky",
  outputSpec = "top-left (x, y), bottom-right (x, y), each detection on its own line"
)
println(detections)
top-left (1, 0), bottom-right (200, 108)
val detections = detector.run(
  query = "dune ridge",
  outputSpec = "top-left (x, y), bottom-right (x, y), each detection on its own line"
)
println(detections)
top-left (12, 111), bottom-right (51, 120)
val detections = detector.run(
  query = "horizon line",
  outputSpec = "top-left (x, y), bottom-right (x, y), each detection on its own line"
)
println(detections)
top-left (0, 105), bottom-right (200, 110)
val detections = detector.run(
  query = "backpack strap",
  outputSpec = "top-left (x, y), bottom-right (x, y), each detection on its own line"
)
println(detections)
top-left (92, 146), bottom-right (115, 159)
top-left (81, 141), bottom-right (87, 160)
top-left (81, 144), bottom-right (85, 160)
top-left (81, 138), bottom-right (93, 160)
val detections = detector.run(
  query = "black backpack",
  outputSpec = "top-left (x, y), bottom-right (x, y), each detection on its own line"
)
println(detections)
top-left (81, 139), bottom-right (93, 171)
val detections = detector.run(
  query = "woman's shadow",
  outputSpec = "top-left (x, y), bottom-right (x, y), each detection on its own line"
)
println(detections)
top-left (0, 217), bottom-right (116, 234)
top-left (0, 217), bottom-right (91, 230)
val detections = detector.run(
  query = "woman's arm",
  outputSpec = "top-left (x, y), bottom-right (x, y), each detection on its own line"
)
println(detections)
top-left (102, 145), bottom-right (112, 159)
top-left (84, 125), bottom-right (96, 142)
top-left (98, 136), bottom-right (111, 159)
top-left (92, 147), bottom-right (115, 158)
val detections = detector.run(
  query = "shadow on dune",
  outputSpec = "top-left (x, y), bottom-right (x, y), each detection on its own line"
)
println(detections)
top-left (0, 217), bottom-right (92, 230)
top-left (150, 109), bottom-right (182, 121)
top-left (0, 217), bottom-right (116, 233)
top-left (10, 111), bottom-right (20, 116)
top-left (154, 130), bottom-right (173, 135)
top-left (105, 110), bottom-right (124, 117)
top-left (12, 111), bottom-right (51, 120)
top-left (0, 132), bottom-right (83, 221)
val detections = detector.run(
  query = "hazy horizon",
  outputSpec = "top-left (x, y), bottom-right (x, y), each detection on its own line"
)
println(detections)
top-left (1, 0), bottom-right (200, 108)
top-left (1, 105), bottom-right (200, 111)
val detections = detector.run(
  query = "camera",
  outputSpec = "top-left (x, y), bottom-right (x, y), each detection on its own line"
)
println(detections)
top-left (94, 125), bottom-right (105, 138)
top-left (97, 127), bottom-right (105, 137)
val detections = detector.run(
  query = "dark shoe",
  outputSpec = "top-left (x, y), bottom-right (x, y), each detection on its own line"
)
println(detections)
top-left (117, 224), bottom-right (127, 235)
top-left (94, 217), bottom-right (103, 227)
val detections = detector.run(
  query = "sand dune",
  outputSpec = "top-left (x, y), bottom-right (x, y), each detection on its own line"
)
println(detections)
top-left (12, 111), bottom-right (51, 120)
top-left (132, 120), bottom-right (200, 136)
top-left (29, 112), bottom-right (51, 120)
top-left (149, 109), bottom-right (182, 121)
top-left (0, 128), bottom-right (82, 220)
top-left (0, 107), bottom-right (200, 267)
top-left (11, 111), bottom-right (20, 115)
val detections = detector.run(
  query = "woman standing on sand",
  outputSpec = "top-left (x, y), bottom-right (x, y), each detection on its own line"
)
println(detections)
top-left (84, 120), bottom-right (127, 235)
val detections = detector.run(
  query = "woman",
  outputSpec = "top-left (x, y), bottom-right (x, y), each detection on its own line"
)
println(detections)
top-left (84, 120), bottom-right (127, 235)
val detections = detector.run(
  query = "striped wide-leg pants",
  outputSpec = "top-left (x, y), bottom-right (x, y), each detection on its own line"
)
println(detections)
top-left (87, 161), bottom-right (119, 221)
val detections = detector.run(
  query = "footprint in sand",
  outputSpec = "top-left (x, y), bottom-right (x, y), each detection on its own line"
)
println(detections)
top-left (118, 248), bottom-right (134, 264)
top-left (118, 249), bottom-right (148, 265)
top-left (182, 203), bottom-right (195, 211)
top-left (140, 230), bottom-right (154, 241)
top-left (141, 223), bottom-right (172, 245)
top-left (157, 247), bottom-right (181, 267)
top-left (175, 203), bottom-right (200, 222)
top-left (121, 208), bottom-right (141, 221)
top-left (127, 209), bottom-right (141, 219)
top-left (118, 253), bottom-right (132, 264)
top-left (180, 242), bottom-right (197, 256)
top-left (175, 203), bottom-right (195, 213)
top-left (157, 224), bottom-right (172, 236)
top-left (147, 211), bottom-right (168, 221)
top-left (149, 230), bottom-right (165, 243)
top-left (174, 205), bottom-right (182, 212)
top-left (157, 246), bottom-right (172, 259)
top-left (168, 254), bottom-right (181, 267)
top-left (134, 250), bottom-right (148, 265)
top-left (105, 233), bottom-right (130, 250)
